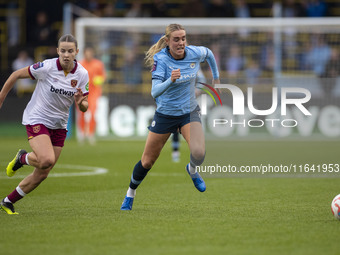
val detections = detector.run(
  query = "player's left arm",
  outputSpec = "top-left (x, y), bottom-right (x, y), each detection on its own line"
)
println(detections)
top-left (75, 72), bottom-right (90, 112)
top-left (75, 88), bottom-right (88, 112)
top-left (204, 48), bottom-right (220, 85)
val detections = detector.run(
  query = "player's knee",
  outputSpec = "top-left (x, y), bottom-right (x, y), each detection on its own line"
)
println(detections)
top-left (191, 150), bottom-right (205, 166)
top-left (141, 152), bottom-right (159, 169)
top-left (191, 149), bottom-right (205, 161)
top-left (141, 160), bottom-right (154, 169)
top-left (38, 156), bottom-right (55, 170)
top-left (141, 158), bottom-right (155, 169)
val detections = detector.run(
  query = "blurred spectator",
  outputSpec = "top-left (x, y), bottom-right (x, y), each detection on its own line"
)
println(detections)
top-left (233, 0), bottom-right (251, 38)
top-left (12, 50), bottom-right (34, 95)
top-left (102, 3), bottom-right (117, 17)
top-left (207, 0), bottom-right (234, 17)
top-left (125, 1), bottom-right (150, 17)
top-left (260, 33), bottom-right (275, 72)
top-left (180, 0), bottom-right (206, 17)
top-left (305, 35), bottom-right (331, 76)
top-left (282, 0), bottom-right (305, 17)
top-left (87, 0), bottom-right (101, 15)
top-left (245, 58), bottom-right (262, 86)
top-left (226, 45), bottom-right (244, 78)
top-left (29, 11), bottom-right (55, 47)
top-left (234, 0), bottom-right (251, 18)
top-left (149, 0), bottom-right (169, 17)
top-left (44, 46), bottom-right (59, 59)
top-left (302, 0), bottom-right (327, 17)
top-left (270, 1), bottom-right (302, 67)
top-left (122, 33), bottom-right (143, 86)
top-left (7, 2), bottom-right (20, 47)
top-left (319, 48), bottom-right (340, 97)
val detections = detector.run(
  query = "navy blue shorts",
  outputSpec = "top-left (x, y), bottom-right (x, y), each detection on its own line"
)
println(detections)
top-left (148, 106), bottom-right (201, 134)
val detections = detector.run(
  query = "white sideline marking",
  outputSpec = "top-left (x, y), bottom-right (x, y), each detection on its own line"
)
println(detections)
top-left (0, 164), bottom-right (108, 179)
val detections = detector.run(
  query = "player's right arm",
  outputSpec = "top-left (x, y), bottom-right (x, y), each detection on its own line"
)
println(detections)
top-left (150, 53), bottom-right (181, 99)
top-left (151, 69), bottom-right (180, 99)
top-left (0, 67), bottom-right (31, 109)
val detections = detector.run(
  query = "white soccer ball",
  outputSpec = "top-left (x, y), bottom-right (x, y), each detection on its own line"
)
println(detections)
top-left (331, 194), bottom-right (340, 220)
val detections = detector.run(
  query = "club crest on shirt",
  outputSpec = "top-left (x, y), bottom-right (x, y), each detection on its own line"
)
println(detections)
top-left (152, 61), bottom-right (157, 72)
top-left (190, 63), bottom-right (196, 68)
top-left (71, 80), bottom-right (78, 87)
top-left (32, 62), bottom-right (44, 70)
top-left (33, 125), bottom-right (41, 134)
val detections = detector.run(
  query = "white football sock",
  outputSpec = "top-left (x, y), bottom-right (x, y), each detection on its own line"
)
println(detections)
top-left (4, 197), bottom-right (12, 203)
top-left (25, 153), bottom-right (30, 165)
top-left (189, 164), bottom-right (197, 174)
top-left (16, 186), bottom-right (26, 197)
top-left (126, 187), bottom-right (136, 198)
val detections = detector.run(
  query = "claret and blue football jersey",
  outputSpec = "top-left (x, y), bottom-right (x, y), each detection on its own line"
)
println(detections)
top-left (23, 58), bottom-right (89, 129)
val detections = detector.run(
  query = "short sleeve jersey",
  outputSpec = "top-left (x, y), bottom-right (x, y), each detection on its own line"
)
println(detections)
top-left (152, 45), bottom-right (210, 116)
top-left (23, 58), bottom-right (89, 129)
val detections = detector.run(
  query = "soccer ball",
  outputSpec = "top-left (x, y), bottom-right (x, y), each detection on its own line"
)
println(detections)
top-left (331, 194), bottom-right (340, 220)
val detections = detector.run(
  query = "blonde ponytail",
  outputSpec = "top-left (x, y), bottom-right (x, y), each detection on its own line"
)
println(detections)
top-left (145, 35), bottom-right (167, 69)
top-left (145, 23), bottom-right (185, 70)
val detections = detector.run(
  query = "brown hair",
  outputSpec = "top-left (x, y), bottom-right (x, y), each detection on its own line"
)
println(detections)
top-left (58, 34), bottom-right (78, 49)
top-left (145, 24), bottom-right (185, 69)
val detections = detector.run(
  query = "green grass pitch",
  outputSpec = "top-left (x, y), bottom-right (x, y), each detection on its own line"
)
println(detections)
top-left (0, 136), bottom-right (340, 255)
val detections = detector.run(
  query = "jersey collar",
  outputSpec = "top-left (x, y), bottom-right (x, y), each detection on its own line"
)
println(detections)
top-left (56, 58), bottom-right (78, 74)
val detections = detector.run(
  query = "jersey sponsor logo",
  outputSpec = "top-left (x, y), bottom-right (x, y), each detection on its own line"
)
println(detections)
top-left (32, 62), bottom-right (44, 70)
top-left (85, 82), bottom-right (89, 91)
top-left (180, 73), bottom-right (196, 79)
top-left (50, 85), bottom-right (75, 97)
top-left (71, 80), bottom-right (78, 87)
top-left (33, 125), bottom-right (41, 134)
top-left (152, 61), bottom-right (157, 72)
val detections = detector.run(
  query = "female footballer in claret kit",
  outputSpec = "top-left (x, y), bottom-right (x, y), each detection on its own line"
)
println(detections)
top-left (120, 23), bottom-right (220, 210)
top-left (0, 34), bottom-right (89, 214)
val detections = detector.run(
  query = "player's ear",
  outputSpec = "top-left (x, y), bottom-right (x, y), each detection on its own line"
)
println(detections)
top-left (164, 36), bottom-right (169, 45)
top-left (76, 48), bottom-right (79, 55)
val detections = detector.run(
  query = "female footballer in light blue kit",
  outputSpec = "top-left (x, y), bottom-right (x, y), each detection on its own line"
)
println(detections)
top-left (121, 23), bottom-right (220, 210)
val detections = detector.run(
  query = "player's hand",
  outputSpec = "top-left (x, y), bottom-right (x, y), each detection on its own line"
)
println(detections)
top-left (171, 69), bottom-right (181, 83)
top-left (74, 88), bottom-right (84, 105)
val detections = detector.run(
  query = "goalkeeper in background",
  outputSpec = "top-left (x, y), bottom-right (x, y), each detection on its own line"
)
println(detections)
top-left (77, 46), bottom-right (106, 145)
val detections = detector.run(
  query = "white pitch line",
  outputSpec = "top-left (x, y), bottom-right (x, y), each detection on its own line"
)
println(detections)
top-left (0, 164), bottom-right (108, 179)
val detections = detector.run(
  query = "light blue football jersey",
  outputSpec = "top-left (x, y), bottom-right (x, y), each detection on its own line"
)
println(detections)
top-left (151, 45), bottom-right (219, 116)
